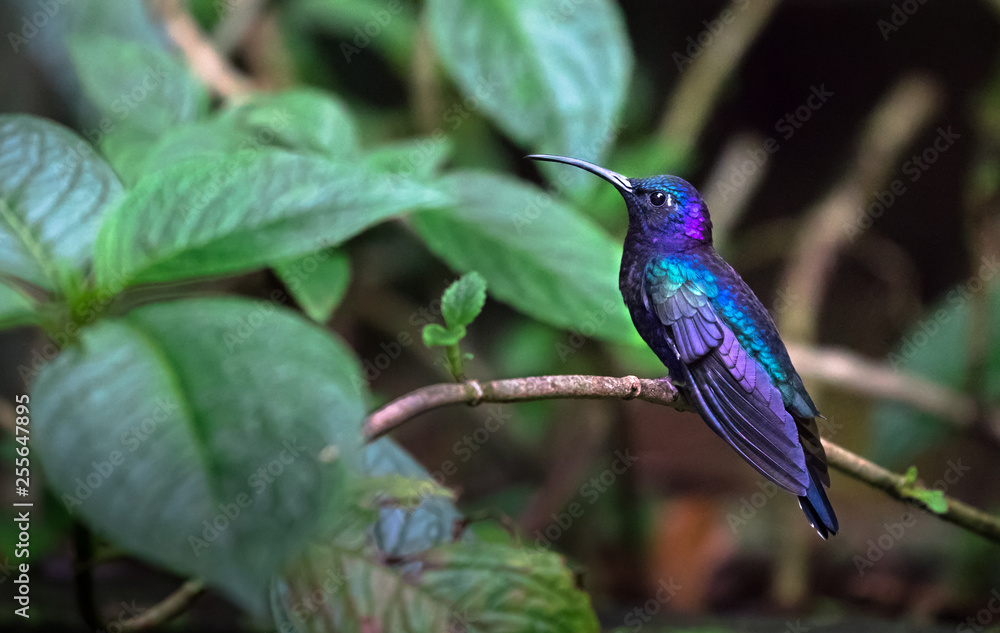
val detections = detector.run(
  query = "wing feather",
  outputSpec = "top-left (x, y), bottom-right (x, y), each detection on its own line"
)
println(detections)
top-left (647, 268), bottom-right (809, 494)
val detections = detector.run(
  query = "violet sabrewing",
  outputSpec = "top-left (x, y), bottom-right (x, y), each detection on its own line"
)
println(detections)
top-left (528, 154), bottom-right (838, 538)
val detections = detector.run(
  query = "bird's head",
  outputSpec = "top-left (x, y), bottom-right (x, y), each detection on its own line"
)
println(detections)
top-left (527, 154), bottom-right (712, 249)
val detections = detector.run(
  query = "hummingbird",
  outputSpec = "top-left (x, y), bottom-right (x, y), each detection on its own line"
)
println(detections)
top-left (528, 154), bottom-right (838, 538)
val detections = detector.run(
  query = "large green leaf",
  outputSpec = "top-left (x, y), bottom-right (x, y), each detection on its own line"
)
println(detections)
top-left (279, 537), bottom-right (597, 633)
top-left (427, 0), bottom-right (632, 185)
top-left (68, 35), bottom-right (208, 136)
top-left (31, 298), bottom-right (366, 610)
top-left (411, 172), bottom-right (635, 344)
top-left (0, 115), bottom-right (123, 290)
top-left (68, 35), bottom-right (208, 181)
top-left (219, 89), bottom-right (360, 160)
top-left (94, 149), bottom-right (451, 287)
top-left (108, 89), bottom-right (359, 184)
top-left (277, 439), bottom-right (596, 633)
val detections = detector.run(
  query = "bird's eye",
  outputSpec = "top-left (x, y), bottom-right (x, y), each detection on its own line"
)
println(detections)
top-left (649, 191), bottom-right (667, 206)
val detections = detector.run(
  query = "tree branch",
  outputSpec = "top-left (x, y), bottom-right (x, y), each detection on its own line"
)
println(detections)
top-left (363, 374), bottom-right (1000, 545)
top-left (122, 579), bottom-right (204, 631)
top-left (364, 375), bottom-right (683, 441)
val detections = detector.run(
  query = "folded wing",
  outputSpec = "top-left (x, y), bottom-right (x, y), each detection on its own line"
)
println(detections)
top-left (647, 270), bottom-right (810, 495)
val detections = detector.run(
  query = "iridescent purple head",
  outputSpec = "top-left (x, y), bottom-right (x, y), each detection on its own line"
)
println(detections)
top-left (527, 155), bottom-right (712, 249)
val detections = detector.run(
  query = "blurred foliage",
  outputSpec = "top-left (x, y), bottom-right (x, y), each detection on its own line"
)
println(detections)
top-left (2, 0), bottom-right (1000, 631)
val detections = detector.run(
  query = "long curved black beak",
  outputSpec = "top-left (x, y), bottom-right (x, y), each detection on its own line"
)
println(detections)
top-left (527, 154), bottom-right (633, 194)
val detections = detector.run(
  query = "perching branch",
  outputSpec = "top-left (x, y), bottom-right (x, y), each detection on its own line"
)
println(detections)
top-left (363, 375), bottom-right (683, 441)
top-left (364, 374), bottom-right (1000, 545)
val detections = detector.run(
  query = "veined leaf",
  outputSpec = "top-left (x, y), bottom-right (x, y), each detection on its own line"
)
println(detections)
top-left (0, 115), bottom-right (123, 290)
top-left (95, 149), bottom-right (451, 287)
top-left (442, 271), bottom-right (487, 330)
top-left (427, 0), bottom-right (632, 186)
top-left (31, 298), bottom-right (366, 611)
top-left (411, 171), bottom-right (635, 344)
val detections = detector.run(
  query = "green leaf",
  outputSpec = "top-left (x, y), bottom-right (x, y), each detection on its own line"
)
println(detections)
top-left (95, 149), bottom-right (451, 287)
top-left (422, 323), bottom-right (465, 347)
top-left (279, 539), bottom-right (598, 633)
top-left (274, 249), bottom-right (351, 323)
top-left (0, 115), bottom-right (123, 290)
top-left (358, 474), bottom-right (455, 510)
top-left (364, 136), bottom-right (453, 182)
top-left (899, 467), bottom-right (948, 514)
top-left (218, 89), bottom-right (360, 160)
top-left (0, 280), bottom-right (39, 330)
top-left (31, 297), bottom-right (367, 611)
top-left (114, 89), bottom-right (360, 184)
top-left (69, 35), bottom-right (208, 135)
top-left (442, 271), bottom-right (487, 330)
top-left (427, 0), bottom-right (632, 186)
top-left (411, 172), bottom-right (635, 344)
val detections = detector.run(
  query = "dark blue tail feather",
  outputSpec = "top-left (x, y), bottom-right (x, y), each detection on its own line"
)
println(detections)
top-left (798, 467), bottom-right (838, 539)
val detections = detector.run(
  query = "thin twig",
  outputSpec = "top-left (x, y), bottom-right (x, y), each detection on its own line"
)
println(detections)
top-left (823, 441), bottom-right (1000, 543)
top-left (786, 343), bottom-right (980, 427)
top-left (363, 375), bottom-right (682, 441)
top-left (362, 374), bottom-right (1000, 545)
top-left (211, 0), bottom-right (267, 55)
top-left (150, 0), bottom-right (255, 100)
top-left (122, 579), bottom-right (205, 631)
